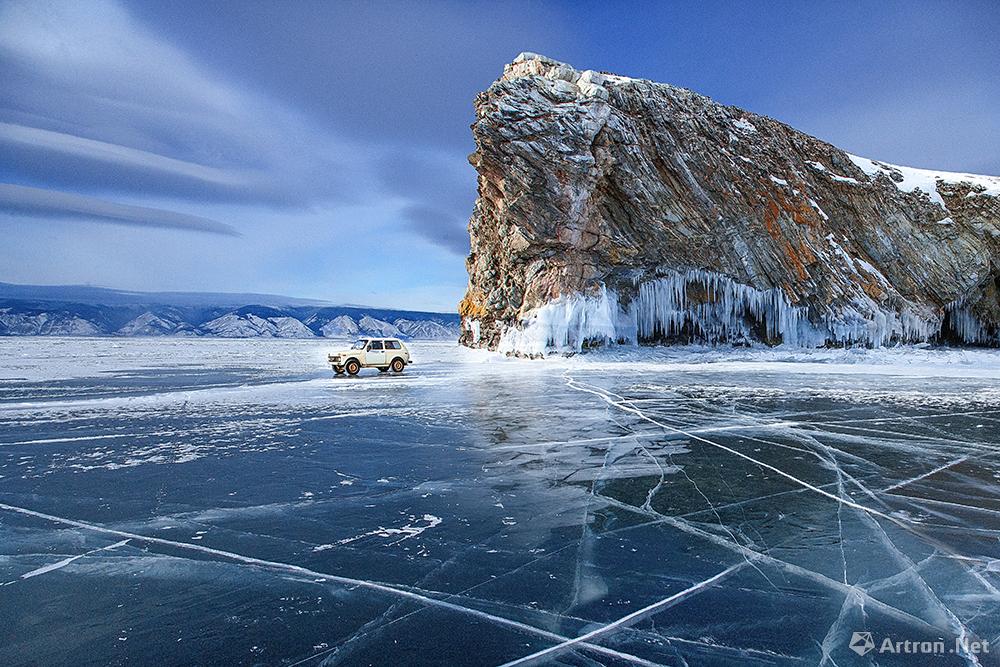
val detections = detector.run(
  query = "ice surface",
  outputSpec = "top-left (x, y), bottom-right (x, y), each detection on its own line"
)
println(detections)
top-left (0, 337), bottom-right (998, 665)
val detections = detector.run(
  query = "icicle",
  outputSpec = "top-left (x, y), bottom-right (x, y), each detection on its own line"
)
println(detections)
top-left (467, 319), bottom-right (481, 344)
top-left (943, 300), bottom-right (994, 344)
top-left (497, 285), bottom-right (626, 356)
top-left (629, 270), bottom-right (807, 346)
top-left (496, 269), bottom-right (986, 355)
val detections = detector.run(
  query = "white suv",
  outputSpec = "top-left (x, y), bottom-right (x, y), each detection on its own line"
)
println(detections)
top-left (328, 337), bottom-right (411, 376)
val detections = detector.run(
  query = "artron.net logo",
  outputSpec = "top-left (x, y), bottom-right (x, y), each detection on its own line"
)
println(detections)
top-left (849, 632), bottom-right (875, 656)
top-left (849, 631), bottom-right (990, 658)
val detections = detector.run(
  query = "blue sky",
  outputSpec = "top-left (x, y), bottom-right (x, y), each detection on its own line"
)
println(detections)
top-left (1, 0), bottom-right (998, 311)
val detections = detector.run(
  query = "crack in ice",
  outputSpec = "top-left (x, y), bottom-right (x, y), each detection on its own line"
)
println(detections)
top-left (0, 502), bottom-right (663, 667)
top-left (498, 561), bottom-right (748, 667)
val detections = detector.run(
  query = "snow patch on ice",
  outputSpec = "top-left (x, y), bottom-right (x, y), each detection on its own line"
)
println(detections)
top-left (315, 514), bottom-right (442, 550)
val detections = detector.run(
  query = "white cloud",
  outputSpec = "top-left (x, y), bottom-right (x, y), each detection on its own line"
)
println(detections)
top-left (0, 184), bottom-right (239, 236)
top-left (0, 0), bottom-right (373, 206)
top-left (0, 122), bottom-right (251, 188)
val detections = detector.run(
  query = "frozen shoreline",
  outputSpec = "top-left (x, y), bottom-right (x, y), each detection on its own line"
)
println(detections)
top-left (3, 336), bottom-right (1000, 382)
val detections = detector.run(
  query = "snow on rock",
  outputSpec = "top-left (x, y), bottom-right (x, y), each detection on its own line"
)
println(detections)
top-left (848, 154), bottom-right (1000, 210)
top-left (461, 54), bottom-right (1000, 354)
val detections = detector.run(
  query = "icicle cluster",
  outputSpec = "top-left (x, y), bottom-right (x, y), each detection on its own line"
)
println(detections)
top-left (496, 270), bottom-right (995, 355)
top-left (822, 305), bottom-right (939, 348)
top-left (943, 301), bottom-right (995, 344)
top-left (497, 285), bottom-right (623, 356)
top-left (631, 269), bottom-right (806, 345)
top-left (466, 319), bottom-right (482, 345)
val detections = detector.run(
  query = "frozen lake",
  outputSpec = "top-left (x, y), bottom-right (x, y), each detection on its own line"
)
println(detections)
top-left (1, 338), bottom-right (999, 666)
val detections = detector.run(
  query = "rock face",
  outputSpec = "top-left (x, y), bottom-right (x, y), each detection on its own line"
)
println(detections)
top-left (460, 53), bottom-right (1000, 354)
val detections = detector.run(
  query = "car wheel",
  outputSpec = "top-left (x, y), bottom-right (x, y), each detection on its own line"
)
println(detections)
top-left (390, 357), bottom-right (405, 373)
top-left (334, 366), bottom-right (345, 375)
top-left (345, 360), bottom-right (361, 376)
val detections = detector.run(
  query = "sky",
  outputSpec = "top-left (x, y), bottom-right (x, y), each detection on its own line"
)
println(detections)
top-left (1, 0), bottom-right (998, 312)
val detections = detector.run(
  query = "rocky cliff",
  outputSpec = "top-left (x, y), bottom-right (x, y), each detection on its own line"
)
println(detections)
top-left (459, 53), bottom-right (1000, 354)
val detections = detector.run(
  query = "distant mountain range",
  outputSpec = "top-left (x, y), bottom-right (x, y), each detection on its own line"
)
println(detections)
top-left (0, 283), bottom-right (459, 339)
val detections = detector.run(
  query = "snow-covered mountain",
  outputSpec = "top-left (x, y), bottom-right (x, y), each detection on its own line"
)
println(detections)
top-left (394, 319), bottom-right (457, 340)
top-left (306, 313), bottom-right (459, 339)
top-left (0, 286), bottom-right (460, 340)
top-left (357, 315), bottom-right (403, 338)
top-left (201, 312), bottom-right (316, 338)
top-left (116, 311), bottom-right (197, 336)
top-left (0, 308), bottom-right (102, 336)
top-left (314, 314), bottom-right (360, 337)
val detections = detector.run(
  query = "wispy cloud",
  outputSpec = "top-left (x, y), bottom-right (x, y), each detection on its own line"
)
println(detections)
top-left (0, 184), bottom-right (239, 236)
top-left (0, 122), bottom-right (249, 187)
top-left (0, 0), bottom-right (368, 207)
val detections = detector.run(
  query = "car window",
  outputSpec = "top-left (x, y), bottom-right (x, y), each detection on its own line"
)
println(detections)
top-left (368, 340), bottom-right (384, 350)
top-left (386, 341), bottom-right (400, 349)
top-left (352, 340), bottom-right (368, 349)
